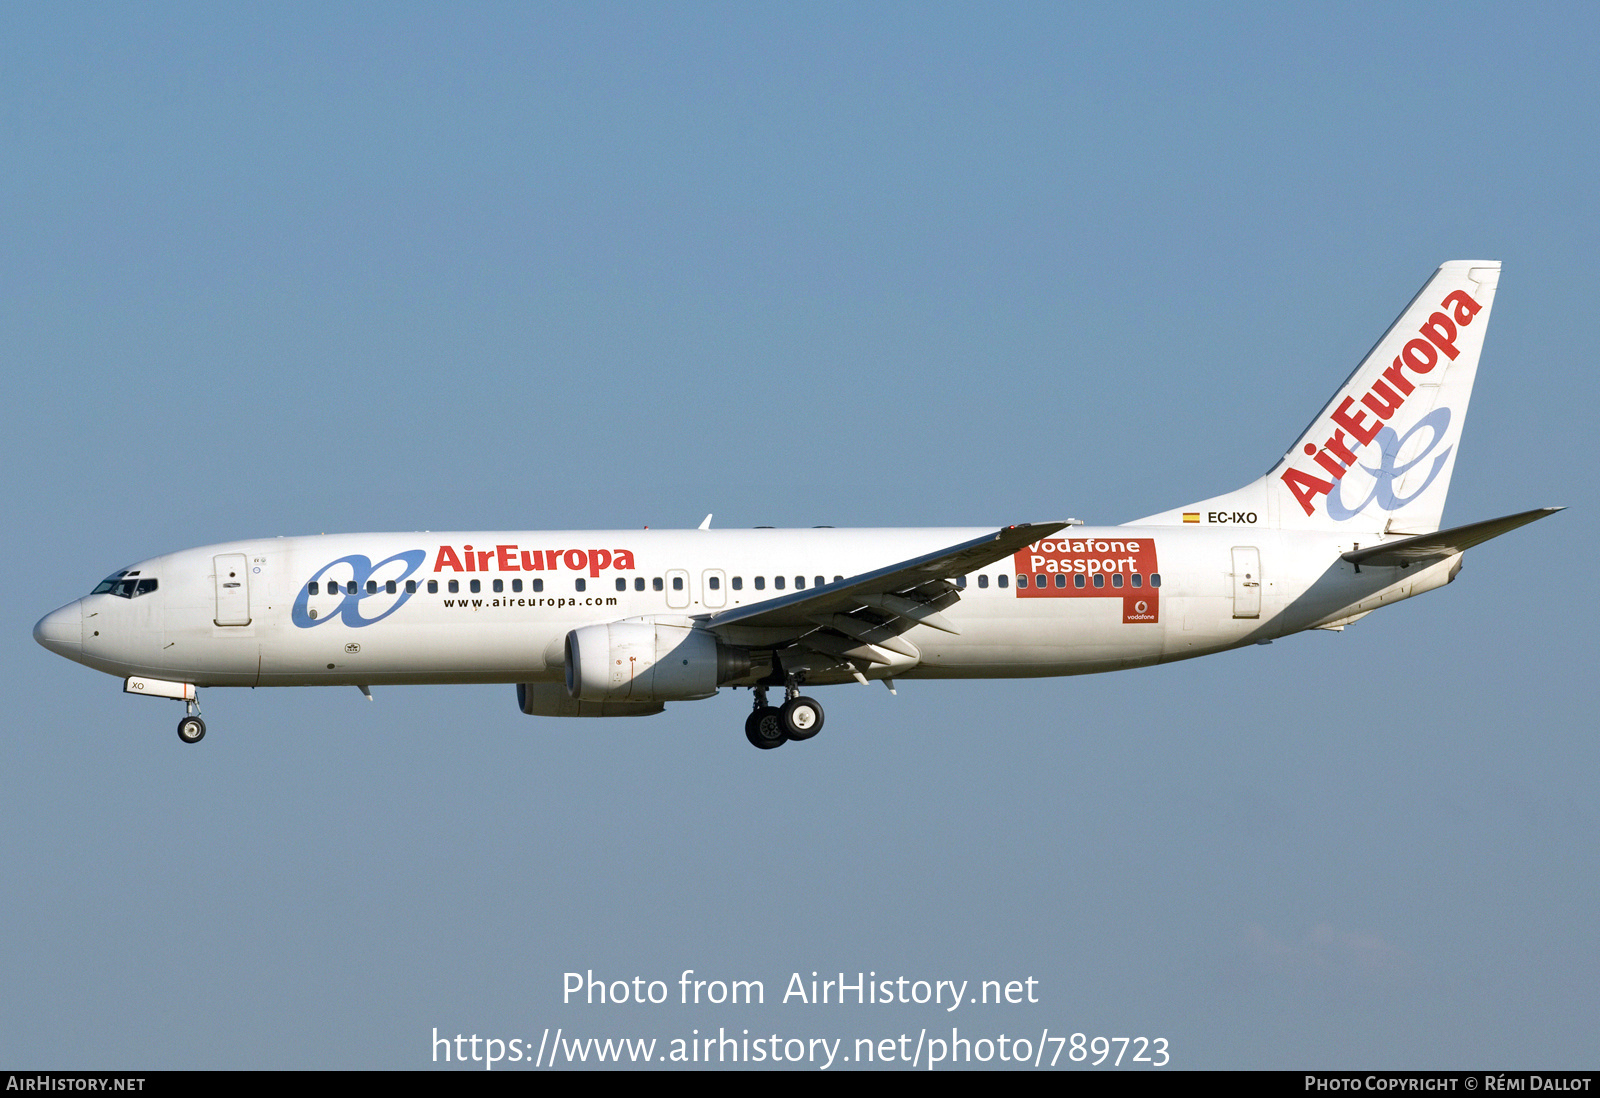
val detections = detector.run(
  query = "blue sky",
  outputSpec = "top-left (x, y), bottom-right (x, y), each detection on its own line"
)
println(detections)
top-left (4, 2), bottom-right (1596, 1069)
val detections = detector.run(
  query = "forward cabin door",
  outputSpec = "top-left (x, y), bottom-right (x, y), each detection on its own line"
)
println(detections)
top-left (1231, 546), bottom-right (1261, 619)
top-left (213, 553), bottom-right (252, 626)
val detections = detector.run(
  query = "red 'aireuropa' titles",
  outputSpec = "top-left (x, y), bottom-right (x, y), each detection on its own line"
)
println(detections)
top-left (1280, 288), bottom-right (1482, 516)
top-left (434, 544), bottom-right (636, 577)
top-left (1013, 537), bottom-right (1160, 623)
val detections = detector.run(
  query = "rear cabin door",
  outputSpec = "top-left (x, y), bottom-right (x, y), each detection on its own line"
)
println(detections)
top-left (1231, 546), bottom-right (1261, 619)
top-left (213, 553), bottom-right (251, 626)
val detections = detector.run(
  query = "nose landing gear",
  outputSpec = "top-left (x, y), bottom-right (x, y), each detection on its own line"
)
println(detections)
top-left (176, 696), bottom-right (205, 744)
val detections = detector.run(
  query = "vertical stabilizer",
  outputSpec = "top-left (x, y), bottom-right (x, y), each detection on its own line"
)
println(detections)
top-left (1133, 261), bottom-right (1501, 533)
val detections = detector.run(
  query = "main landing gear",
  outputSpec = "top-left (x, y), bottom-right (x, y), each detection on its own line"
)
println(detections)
top-left (743, 680), bottom-right (825, 750)
top-left (176, 695), bottom-right (205, 744)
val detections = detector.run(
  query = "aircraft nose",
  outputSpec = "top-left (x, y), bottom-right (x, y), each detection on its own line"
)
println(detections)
top-left (34, 600), bottom-right (83, 659)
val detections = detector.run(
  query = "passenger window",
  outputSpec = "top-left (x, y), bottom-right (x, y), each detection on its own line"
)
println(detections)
top-left (512, 578), bottom-right (522, 593)
top-left (367, 580), bottom-right (378, 594)
top-left (533, 579), bottom-right (544, 592)
top-left (428, 580), bottom-right (438, 594)
top-left (1017, 574), bottom-right (1028, 588)
top-left (709, 576), bottom-right (720, 590)
top-left (448, 580), bottom-right (459, 593)
top-left (308, 581), bottom-right (320, 596)
top-left (470, 580), bottom-right (481, 593)
top-left (1092, 573), bottom-right (1104, 588)
top-left (576, 579), bottom-right (586, 592)
top-left (732, 577), bottom-right (743, 590)
top-left (834, 576), bottom-right (843, 583)
top-left (405, 580), bottom-right (417, 594)
top-left (653, 577), bottom-right (664, 591)
top-left (492, 579), bottom-right (503, 593)
top-left (755, 577), bottom-right (765, 590)
top-left (794, 576), bottom-right (804, 589)
top-left (997, 574), bottom-right (1009, 588)
top-left (387, 580), bottom-right (397, 594)
top-left (815, 576), bottom-right (824, 588)
top-left (1074, 574), bottom-right (1085, 588)
top-left (1055, 574), bottom-right (1067, 588)
top-left (774, 576), bottom-right (785, 590)
top-left (672, 576), bottom-right (684, 591)
top-left (635, 577), bottom-right (645, 591)
top-left (1112, 574), bottom-right (1123, 588)
top-left (978, 575), bottom-right (989, 588)
top-left (615, 578), bottom-right (626, 591)
top-left (1150, 573), bottom-right (1162, 588)
top-left (1131, 573), bottom-right (1143, 588)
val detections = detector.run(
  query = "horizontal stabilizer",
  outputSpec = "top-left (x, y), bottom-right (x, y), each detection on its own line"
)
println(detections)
top-left (1341, 507), bottom-right (1563, 568)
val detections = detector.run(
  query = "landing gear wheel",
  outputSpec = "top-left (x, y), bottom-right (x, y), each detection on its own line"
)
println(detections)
top-left (744, 707), bottom-right (787, 750)
top-left (177, 716), bottom-right (206, 744)
top-left (781, 696), bottom-right (824, 741)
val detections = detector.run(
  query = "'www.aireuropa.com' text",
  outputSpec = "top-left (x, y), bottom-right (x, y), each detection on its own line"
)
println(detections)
top-left (432, 1027), bottom-right (1170, 1069)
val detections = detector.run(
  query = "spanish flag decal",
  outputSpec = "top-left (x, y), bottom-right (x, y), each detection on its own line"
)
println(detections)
top-left (1182, 513), bottom-right (1200, 523)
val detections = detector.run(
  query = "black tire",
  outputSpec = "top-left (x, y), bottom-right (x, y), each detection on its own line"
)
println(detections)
top-left (744, 707), bottom-right (786, 749)
top-left (781, 696), bottom-right (824, 741)
top-left (177, 716), bottom-right (206, 744)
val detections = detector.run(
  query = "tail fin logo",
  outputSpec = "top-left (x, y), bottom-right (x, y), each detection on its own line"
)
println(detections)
top-left (1325, 407), bottom-right (1452, 521)
top-left (1281, 288), bottom-right (1480, 518)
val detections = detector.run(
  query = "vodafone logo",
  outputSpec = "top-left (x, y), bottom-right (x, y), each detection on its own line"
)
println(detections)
top-left (1014, 538), bottom-right (1161, 624)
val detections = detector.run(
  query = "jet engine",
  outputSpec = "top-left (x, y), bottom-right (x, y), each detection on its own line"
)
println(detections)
top-left (565, 621), bottom-right (749, 703)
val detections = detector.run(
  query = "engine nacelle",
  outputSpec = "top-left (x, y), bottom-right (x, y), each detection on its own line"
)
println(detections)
top-left (517, 681), bottom-right (664, 718)
top-left (565, 622), bottom-right (749, 703)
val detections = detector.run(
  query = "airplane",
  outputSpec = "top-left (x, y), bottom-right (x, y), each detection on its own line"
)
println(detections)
top-left (34, 260), bottom-right (1561, 749)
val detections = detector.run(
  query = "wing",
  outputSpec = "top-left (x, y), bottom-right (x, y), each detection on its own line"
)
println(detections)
top-left (1340, 506), bottom-right (1563, 569)
top-left (703, 521), bottom-right (1072, 670)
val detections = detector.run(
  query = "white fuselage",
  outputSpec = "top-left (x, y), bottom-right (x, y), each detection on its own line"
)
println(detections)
top-left (39, 524), bottom-right (1453, 691)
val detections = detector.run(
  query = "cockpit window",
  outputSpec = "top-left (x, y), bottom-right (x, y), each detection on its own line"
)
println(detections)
top-left (91, 570), bottom-right (157, 598)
